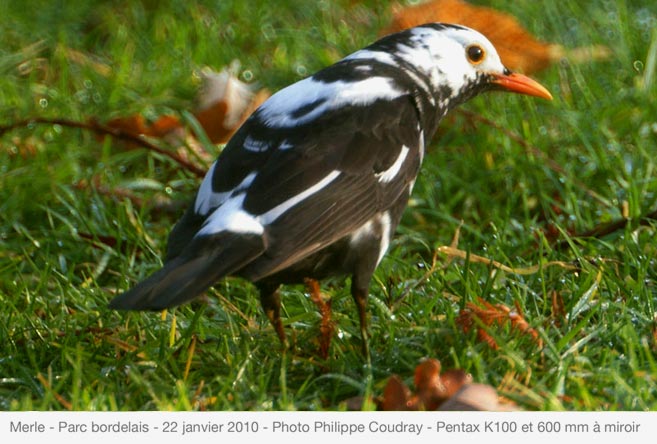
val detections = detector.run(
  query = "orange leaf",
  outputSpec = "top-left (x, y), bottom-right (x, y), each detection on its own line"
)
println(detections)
top-left (103, 69), bottom-right (270, 150)
top-left (384, 0), bottom-right (608, 74)
top-left (440, 368), bottom-right (472, 398)
top-left (381, 375), bottom-right (414, 410)
top-left (457, 297), bottom-right (542, 349)
top-left (414, 358), bottom-right (446, 410)
top-left (193, 69), bottom-right (270, 143)
top-left (148, 115), bottom-right (182, 137)
top-left (105, 114), bottom-right (150, 137)
top-left (104, 113), bottom-right (182, 140)
top-left (439, 383), bottom-right (517, 411)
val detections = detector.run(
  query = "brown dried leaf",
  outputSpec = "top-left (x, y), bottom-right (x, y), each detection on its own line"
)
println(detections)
top-left (511, 300), bottom-right (543, 348)
top-left (439, 383), bottom-right (519, 411)
top-left (104, 114), bottom-right (183, 140)
top-left (148, 115), bottom-right (183, 137)
top-left (440, 368), bottom-right (473, 398)
top-left (104, 69), bottom-right (269, 150)
top-left (457, 298), bottom-right (542, 349)
top-left (414, 358), bottom-right (446, 410)
top-left (380, 361), bottom-right (480, 410)
top-left (104, 114), bottom-right (151, 138)
top-left (384, 0), bottom-right (609, 74)
top-left (193, 69), bottom-right (270, 143)
top-left (381, 375), bottom-right (414, 411)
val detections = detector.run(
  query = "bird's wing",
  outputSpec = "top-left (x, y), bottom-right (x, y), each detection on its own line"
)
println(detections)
top-left (231, 94), bottom-right (424, 279)
top-left (109, 232), bottom-right (265, 310)
top-left (113, 83), bottom-right (423, 310)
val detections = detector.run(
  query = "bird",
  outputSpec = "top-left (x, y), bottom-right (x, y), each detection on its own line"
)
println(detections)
top-left (110, 23), bottom-right (552, 355)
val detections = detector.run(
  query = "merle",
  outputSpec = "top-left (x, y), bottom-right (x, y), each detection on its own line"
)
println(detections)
top-left (110, 23), bottom-right (552, 355)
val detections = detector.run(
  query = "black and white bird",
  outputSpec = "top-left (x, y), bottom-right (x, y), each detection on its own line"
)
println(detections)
top-left (110, 23), bottom-right (552, 353)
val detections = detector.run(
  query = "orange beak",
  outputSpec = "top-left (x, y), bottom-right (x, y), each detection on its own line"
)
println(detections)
top-left (491, 71), bottom-right (553, 100)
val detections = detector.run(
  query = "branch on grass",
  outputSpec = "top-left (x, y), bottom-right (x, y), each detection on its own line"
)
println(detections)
top-left (438, 245), bottom-right (579, 274)
top-left (553, 208), bottom-right (657, 251)
top-left (0, 117), bottom-right (207, 178)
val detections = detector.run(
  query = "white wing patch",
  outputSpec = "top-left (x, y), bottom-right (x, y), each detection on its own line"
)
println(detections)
top-left (348, 211), bottom-right (393, 266)
top-left (344, 49), bottom-right (399, 67)
top-left (197, 193), bottom-right (264, 236)
top-left (418, 129), bottom-right (425, 164)
top-left (349, 219), bottom-right (374, 247)
top-left (278, 140), bottom-right (294, 150)
top-left (258, 76), bottom-right (403, 127)
top-left (194, 161), bottom-right (220, 214)
top-left (261, 170), bottom-right (341, 224)
top-left (377, 145), bottom-right (409, 183)
top-left (376, 211), bottom-right (392, 265)
top-left (243, 135), bottom-right (270, 152)
top-left (196, 170), bottom-right (342, 237)
top-left (194, 167), bottom-right (257, 215)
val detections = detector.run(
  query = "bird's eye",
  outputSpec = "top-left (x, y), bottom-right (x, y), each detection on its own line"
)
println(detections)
top-left (466, 44), bottom-right (485, 64)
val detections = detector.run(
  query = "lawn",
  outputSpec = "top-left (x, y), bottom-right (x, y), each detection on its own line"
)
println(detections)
top-left (1, 0), bottom-right (656, 410)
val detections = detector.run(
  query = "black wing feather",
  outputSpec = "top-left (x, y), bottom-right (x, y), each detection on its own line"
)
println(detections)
top-left (239, 97), bottom-right (423, 280)
top-left (110, 233), bottom-right (265, 310)
top-left (124, 92), bottom-right (423, 308)
top-left (241, 172), bottom-right (380, 280)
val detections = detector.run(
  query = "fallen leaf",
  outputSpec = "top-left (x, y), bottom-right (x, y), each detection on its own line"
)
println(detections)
top-left (104, 114), bottom-right (151, 138)
top-left (414, 358), bottom-right (446, 410)
top-left (384, 0), bottom-right (610, 74)
top-left (440, 368), bottom-right (473, 398)
top-left (378, 358), bottom-right (503, 410)
top-left (439, 383), bottom-right (518, 411)
top-left (381, 375), bottom-right (414, 411)
top-left (102, 68), bottom-right (269, 171)
top-left (148, 114), bottom-right (184, 137)
top-left (193, 68), bottom-right (270, 143)
top-left (457, 298), bottom-right (543, 349)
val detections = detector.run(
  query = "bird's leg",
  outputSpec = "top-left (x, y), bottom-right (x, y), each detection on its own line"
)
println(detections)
top-left (305, 278), bottom-right (334, 360)
top-left (350, 279), bottom-right (370, 359)
top-left (257, 283), bottom-right (288, 348)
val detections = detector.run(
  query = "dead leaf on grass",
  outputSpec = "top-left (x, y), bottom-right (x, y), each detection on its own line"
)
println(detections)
top-left (457, 297), bottom-right (543, 349)
top-left (384, 0), bottom-right (610, 74)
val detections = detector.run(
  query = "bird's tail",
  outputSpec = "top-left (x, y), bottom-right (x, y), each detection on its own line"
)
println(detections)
top-left (109, 233), bottom-right (265, 310)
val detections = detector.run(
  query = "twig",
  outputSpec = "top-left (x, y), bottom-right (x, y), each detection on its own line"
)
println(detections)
top-left (553, 208), bottom-right (657, 250)
top-left (0, 116), bottom-right (206, 177)
top-left (437, 245), bottom-right (579, 274)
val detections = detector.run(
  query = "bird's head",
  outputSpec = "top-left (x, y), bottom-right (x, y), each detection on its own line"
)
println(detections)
top-left (387, 24), bottom-right (553, 107)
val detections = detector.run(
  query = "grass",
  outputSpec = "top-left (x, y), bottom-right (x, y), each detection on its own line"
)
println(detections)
top-left (1, 0), bottom-right (656, 411)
